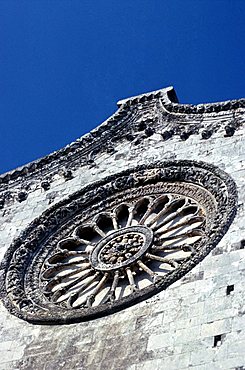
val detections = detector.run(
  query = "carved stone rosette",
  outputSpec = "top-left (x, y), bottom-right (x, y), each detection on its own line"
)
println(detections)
top-left (0, 161), bottom-right (237, 324)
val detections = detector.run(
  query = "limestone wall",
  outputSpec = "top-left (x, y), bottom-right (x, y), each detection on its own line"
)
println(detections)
top-left (0, 90), bottom-right (244, 370)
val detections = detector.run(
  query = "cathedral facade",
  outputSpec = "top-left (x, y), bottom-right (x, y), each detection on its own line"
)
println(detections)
top-left (0, 87), bottom-right (244, 369)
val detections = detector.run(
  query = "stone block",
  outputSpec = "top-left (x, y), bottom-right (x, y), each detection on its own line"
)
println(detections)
top-left (201, 318), bottom-right (232, 337)
top-left (174, 325), bottom-right (201, 345)
top-left (232, 316), bottom-right (245, 331)
top-left (190, 348), bottom-right (216, 366)
top-left (157, 353), bottom-right (191, 370)
top-left (147, 332), bottom-right (174, 351)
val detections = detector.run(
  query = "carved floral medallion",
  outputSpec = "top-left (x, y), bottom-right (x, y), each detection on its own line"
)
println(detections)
top-left (0, 161), bottom-right (237, 323)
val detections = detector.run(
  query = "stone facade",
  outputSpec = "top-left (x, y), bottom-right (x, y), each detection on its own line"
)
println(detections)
top-left (0, 87), bottom-right (244, 369)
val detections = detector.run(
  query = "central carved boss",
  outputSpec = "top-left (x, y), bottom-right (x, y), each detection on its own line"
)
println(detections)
top-left (91, 226), bottom-right (153, 271)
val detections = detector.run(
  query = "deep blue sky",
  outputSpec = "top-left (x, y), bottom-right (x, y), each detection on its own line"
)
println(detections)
top-left (0, 0), bottom-right (244, 174)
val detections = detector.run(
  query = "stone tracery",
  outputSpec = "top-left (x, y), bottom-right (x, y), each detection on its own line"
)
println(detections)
top-left (41, 195), bottom-right (205, 309)
top-left (0, 160), bottom-right (237, 323)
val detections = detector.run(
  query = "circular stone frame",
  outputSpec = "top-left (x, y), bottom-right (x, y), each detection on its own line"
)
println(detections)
top-left (0, 160), bottom-right (237, 324)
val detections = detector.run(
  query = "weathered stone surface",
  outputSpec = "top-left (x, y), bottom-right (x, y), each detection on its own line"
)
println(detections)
top-left (0, 87), bottom-right (244, 369)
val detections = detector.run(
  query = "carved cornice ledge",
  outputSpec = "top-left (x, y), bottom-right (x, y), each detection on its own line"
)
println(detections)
top-left (0, 86), bottom-right (244, 209)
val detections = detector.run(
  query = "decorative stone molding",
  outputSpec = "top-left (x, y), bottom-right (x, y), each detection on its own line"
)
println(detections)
top-left (0, 160), bottom-right (237, 324)
top-left (0, 87), bottom-right (244, 210)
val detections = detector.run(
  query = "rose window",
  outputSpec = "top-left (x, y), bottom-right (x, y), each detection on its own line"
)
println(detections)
top-left (41, 195), bottom-right (204, 309)
top-left (0, 161), bottom-right (237, 323)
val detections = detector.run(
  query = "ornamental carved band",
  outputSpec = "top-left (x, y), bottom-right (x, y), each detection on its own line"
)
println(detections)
top-left (0, 161), bottom-right (237, 324)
